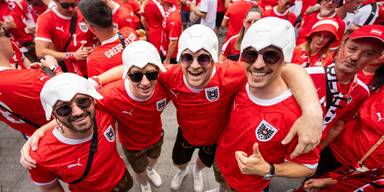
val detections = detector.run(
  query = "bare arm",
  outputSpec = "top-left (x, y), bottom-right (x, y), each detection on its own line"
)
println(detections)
top-left (281, 64), bottom-right (323, 158)
top-left (35, 40), bottom-right (90, 61)
top-left (320, 120), bottom-right (344, 150)
top-left (164, 40), bottom-right (178, 64)
top-left (38, 180), bottom-right (64, 192)
top-left (221, 17), bottom-right (229, 28)
top-left (219, 54), bottom-right (227, 62)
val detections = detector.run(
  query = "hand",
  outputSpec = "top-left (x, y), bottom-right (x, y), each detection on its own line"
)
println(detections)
top-left (303, 178), bottom-right (336, 192)
top-left (73, 45), bottom-right (91, 60)
top-left (282, 113), bottom-right (322, 159)
top-left (2, 18), bottom-right (16, 29)
top-left (19, 129), bottom-right (45, 169)
top-left (40, 55), bottom-right (58, 69)
top-left (163, 58), bottom-right (171, 65)
top-left (235, 143), bottom-right (270, 176)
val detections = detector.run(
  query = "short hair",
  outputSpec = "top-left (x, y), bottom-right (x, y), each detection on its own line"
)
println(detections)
top-left (78, 0), bottom-right (113, 28)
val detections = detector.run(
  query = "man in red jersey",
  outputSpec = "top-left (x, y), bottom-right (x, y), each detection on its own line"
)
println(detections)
top-left (159, 23), bottom-right (323, 192)
top-left (104, 0), bottom-right (140, 29)
top-left (27, 73), bottom-right (132, 192)
top-left (160, 0), bottom-right (182, 64)
top-left (97, 40), bottom-right (168, 192)
top-left (142, 0), bottom-right (164, 52)
top-left (0, 0), bottom-right (36, 61)
top-left (78, 0), bottom-right (138, 77)
top-left (297, 0), bottom-right (345, 47)
top-left (221, 0), bottom-right (259, 41)
top-left (35, 0), bottom-right (96, 76)
top-left (264, 0), bottom-right (297, 25)
top-left (215, 17), bottom-right (320, 192)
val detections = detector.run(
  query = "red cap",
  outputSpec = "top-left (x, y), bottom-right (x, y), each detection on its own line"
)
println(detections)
top-left (163, 0), bottom-right (177, 4)
top-left (349, 25), bottom-right (384, 45)
top-left (307, 19), bottom-right (339, 40)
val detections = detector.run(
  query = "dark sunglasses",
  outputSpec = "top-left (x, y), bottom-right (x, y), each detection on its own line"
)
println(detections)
top-left (54, 97), bottom-right (93, 117)
top-left (245, 19), bottom-right (258, 26)
top-left (240, 49), bottom-right (283, 65)
top-left (180, 53), bottom-right (211, 66)
top-left (128, 71), bottom-right (159, 82)
top-left (59, 2), bottom-right (77, 9)
top-left (285, 2), bottom-right (295, 6)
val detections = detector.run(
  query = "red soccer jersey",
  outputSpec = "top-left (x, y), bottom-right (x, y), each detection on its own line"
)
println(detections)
top-left (260, 0), bottom-right (277, 9)
top-left (143, 0), bottom-right (164, 52)
top-left (374, 2), bottom-right (384, 25)
top-left (263, 6), bottom-right (297, 25)
top-left (160, 7), bottom-right (182, 59)
top-left (35, 8), bottom-right (97, 76)
top-left (20, 0), bottom-right (47, 22)
top-left (112, 3), bottom-right (140, 29)
top-left (223, 0), bottom-right (257, 41)
top-left (217, 0), bottom-right (225, 12)
top-left (98, 79), bottom-right (168, 150)
top-left (159, 60), bottom-right (246, 146)
top-left (330, 88), bottom-right (384, 170)
top-left (117, 0), bottom-right (141, 15)
top-left (86, 27), bottom-right (138, 77)
top-left (220, 34), bottom-right (240, 61)
top-left (301, 0), bottom-right (318, 16)
top-left (216, 85), bottom-right (319, 191)
top-left (28, 109), bottom-right (126, 192)
top-left (291, 43), bottom-right (334, 67)
top-left (305, 66), bottom-right (369, 138)
top-left (0, 1), bottom-right (34, 45)
top-left (0, 68), bottom-right (49, 136)
top-left (357, 70), bottom-right (374, 85)
top-left (297, 13), bottom-right (346, 47)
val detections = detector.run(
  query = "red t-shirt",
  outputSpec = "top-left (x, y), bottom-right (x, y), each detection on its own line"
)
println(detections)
top-left (160, 7), bottom-right (182, 59)
top-left (86, 27), bottom-right (138, 77)
top-left (0, 1), bottom-right (34, 45)
top-left (112, 3), bottom-right (140, 29)
top-left (305, 66), bottom-right (369, 138)
top-left (216, 85), bottom-right (319, 191)
top-left (143, 0), bottom-right (164, 51)
top-left (260, 0), bottom-right (277, 9)
top-left (357, 70), bottom-right (374, 85)
top-left (159, 61), bottom-right (246, 145)
top-left (20, 0), bottom-right (47, 22)
top-left (263, 6), bottom-right (297, 25)
top-left (217, 0), bottom-right (225, 12)
top-left (117, 0), bottom-right (141, 15)
top-left (301, 0), bottom-right (318, 16)
top-left (330, 88), bottom-right (384, 170)
top-left (374, 2), bottom-right (384, 25)
top-left (224, 0), bottom-right (257, 41)
top-left (29, 109), bottom-right (126, 192)
top-left (220, 34), bottom-right (240, 61)
top-left (297, 12), bottom-right (346, 47)
top-left (98, 79), bottom-right (168, 150)
top-left (0, 68), bottom-right (49, 136)
top-left (291, 43), bottom-right (334, 67)
top-left (35, 8), bottom-right (97, 76)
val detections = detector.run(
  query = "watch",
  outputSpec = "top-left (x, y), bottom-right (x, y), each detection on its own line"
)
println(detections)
top-left (49, 64), bottom-right (58, 72)
top-left (263, 163), bottom-right (275, 180)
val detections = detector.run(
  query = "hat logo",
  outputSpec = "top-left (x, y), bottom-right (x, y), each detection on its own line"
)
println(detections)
top-left (205, 86), bottom-right (220, 102)
top-left (370, 29), bottom-right (383, 36)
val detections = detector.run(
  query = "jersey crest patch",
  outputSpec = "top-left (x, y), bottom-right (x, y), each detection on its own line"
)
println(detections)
top-left (205, 86), bottom-right (220, 102)
top-left (156, 98), bottom-right (167, 111)
top-left (103, 125), bottom-right (115, 142)
top-left (255, 120), bottom-right (278, 142)
top-left (79, 22), bottom-right (89, 32)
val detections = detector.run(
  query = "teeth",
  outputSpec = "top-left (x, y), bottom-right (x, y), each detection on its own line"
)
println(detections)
top-left (253, 72), bottom-right (267, 76)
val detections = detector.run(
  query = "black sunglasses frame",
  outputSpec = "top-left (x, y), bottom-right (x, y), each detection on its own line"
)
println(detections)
top-left (180, 53), bottom-right (212, 66)
top-left (240, 49), bottom-right (283, 65)
top-left (59, 2), bottom-right (77, 9)
top-left (128, 71), bottom-right (160, 83)
top-left (54, 97), bottom-right (93, 117)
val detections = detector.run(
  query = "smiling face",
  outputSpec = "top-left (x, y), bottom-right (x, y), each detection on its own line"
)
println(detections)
top-left (319, 0), bottom-right (338, 16)
top-left (55, 0), bottom-right (77, 17)
top-left (53, 94), bottom-right (96, 134)
top-left (127, 64), bottom-right (159, 100)
top-left (180, 49), bottom-right (215, 89)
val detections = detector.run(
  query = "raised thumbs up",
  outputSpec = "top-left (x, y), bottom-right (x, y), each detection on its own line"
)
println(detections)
top-left (235, 143), bottom-right (270, 176)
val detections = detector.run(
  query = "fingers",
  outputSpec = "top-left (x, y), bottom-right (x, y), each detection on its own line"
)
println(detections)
top-left (251, 143), bottom-right (262, 158)
top-left (19, 139), bottom-right (37, 169)
top-left (290, 142), bottom-right (305, 159)
top-left (282, 127), bottom-right (296, 145)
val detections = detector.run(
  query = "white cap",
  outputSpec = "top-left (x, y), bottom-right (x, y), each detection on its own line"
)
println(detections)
top-left (122, 40), bottom-right (166, 79)
top-left (40, 73), bottom-right (103, 120)
top-left (241, 17), bottom-right (296, 62)
top-left (177, 24), bottom-right (219, 62)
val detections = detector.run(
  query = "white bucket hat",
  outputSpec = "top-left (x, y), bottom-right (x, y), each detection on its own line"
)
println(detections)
top-left (177, 24), bottom-right (219, 62)
top-left (40, 73), bottom-right (103, 120)
top-left (241, 17), bottom-right (296, 62)
top-left (122, 40), bottom-right (166, 79)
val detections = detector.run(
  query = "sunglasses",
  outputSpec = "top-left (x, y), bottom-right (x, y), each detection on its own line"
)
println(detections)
top-left (180, 53), bottom-right (211, 66)
top-left (285, 2), bottom-right (295, 6)
top-left (240, 49), bottom-right (283, 65)
top-left (128, 71), bottom-right (159, 82)
top-left (59, 2), bottom-right (76, 9)
top-left (54, 97), bottom-right (93, 117)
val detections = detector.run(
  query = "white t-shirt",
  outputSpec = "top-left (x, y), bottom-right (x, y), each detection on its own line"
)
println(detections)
top-left (199, 0), bottom-right (217, 29)
top-left (352, 3), bottom-right (379, 26)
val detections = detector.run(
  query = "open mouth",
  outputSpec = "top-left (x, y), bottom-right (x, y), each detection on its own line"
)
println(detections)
top-left (189, 71), bottom-right (204, 76)
top-left (72, 115), bottom-right (88, 122)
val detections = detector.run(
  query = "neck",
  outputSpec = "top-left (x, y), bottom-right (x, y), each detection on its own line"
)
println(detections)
top-left (0, 54), bottom-right (11, 67)
top-left (61, 125), bottom-right (94, 140)
top-left (363, 65), bottom-right (380, 75)
top-left (309, 43), bottom-right (321, 55)
top-left (335, 66), bottom-right (354, 84)
top-left (96, 28), bottom-right (116, 43)
top-left (276, 5), bottom-right (286, 13)
top-left (319, 9), bottom-right (335, 17)
top-left (250, 76), bottom-right (288, 99)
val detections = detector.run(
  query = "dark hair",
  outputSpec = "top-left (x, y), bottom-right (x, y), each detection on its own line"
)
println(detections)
top-left (235, 6), bottom-right (263, 50)
top-left (370, 65), bottom-right (384, 92)
top-left (78, 0), bottom-right (113, 28)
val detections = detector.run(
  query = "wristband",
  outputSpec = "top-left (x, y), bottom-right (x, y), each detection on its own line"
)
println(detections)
top-left (49, 64), bottom-right (59, 72)
top-left (64, 52), bottom-right (75, 61)
top-left (263, 163), bottom-right (275, 180)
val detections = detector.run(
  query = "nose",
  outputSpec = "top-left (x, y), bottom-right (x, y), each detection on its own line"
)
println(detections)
top-left (349, 51), bottom-right (360, 61)
top-left (71, 103), bottom-right (85, 116)
top-left (140, 74), bottom-right (151, 86)
top-left (252, 54), bottom-right (266, 69)
top-left (190, 56), bottom-right (200, 68)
